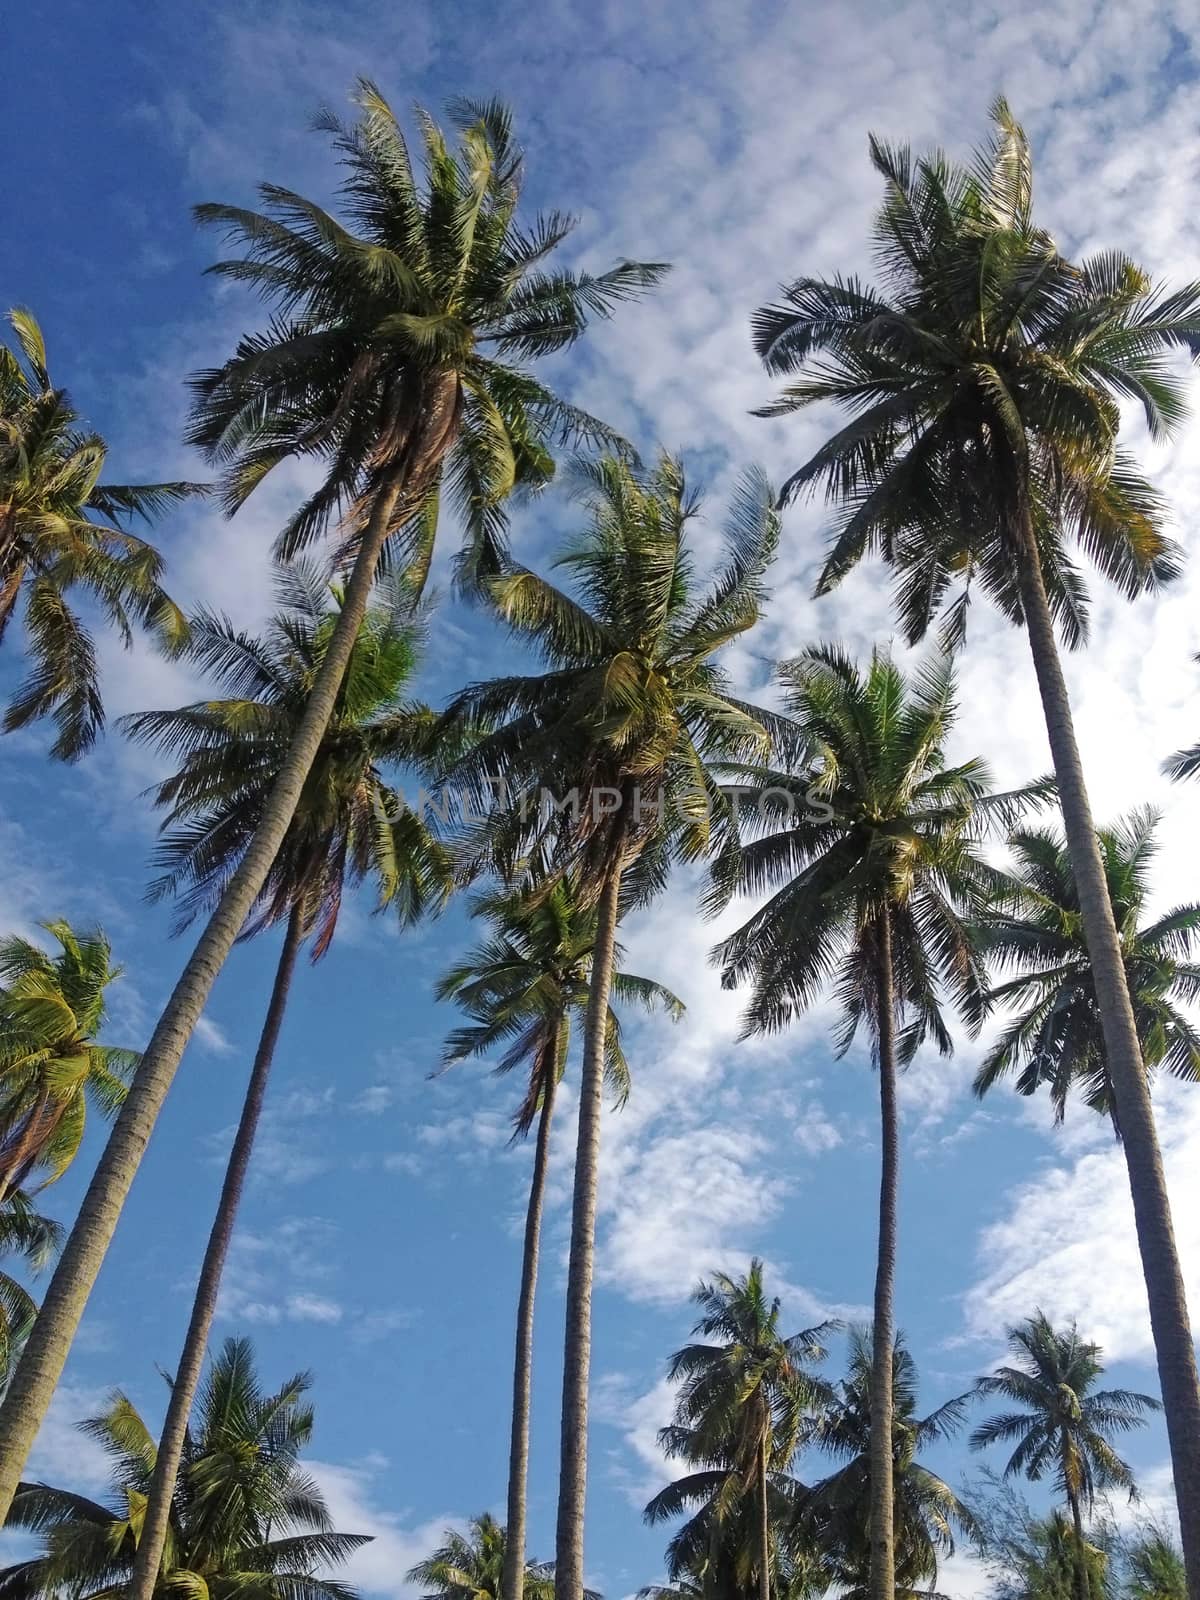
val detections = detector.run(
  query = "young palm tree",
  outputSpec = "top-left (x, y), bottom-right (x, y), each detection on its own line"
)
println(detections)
top-left (0, 922), bottom-right (136, 1203)
top-left (0, 1193), bottom-right (60, 1390)
top-left (0, 1335), bottom-right (366, 1600)
top-left (710, 648), bottom-right (996, 1600)
top-left (973, 810), bottom-right (1200, 1126)
top-left (753, 100), bottom-right (1200, 1583)
top-left (971, 1313), bottom-right (1160, 1600)
top-left (440, 452), bottom-right (780, 1600)
top-left (644, 1260), bottom-right (832, 1600)
top-left (0, 86), bottom-right (666, 1513)
top-left (438, 878), bottom-right (682, 1600)
top-left (407, 1513), bottom-right (593, 1600)
top-left (0, 308), bottom-right (197, 759)
top-left (117, 565), bottom-right (450, 1600)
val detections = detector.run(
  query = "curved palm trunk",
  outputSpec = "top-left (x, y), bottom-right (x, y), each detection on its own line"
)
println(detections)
top-left (126, 905), bottom-right (304, 1600)
top-left (502, 1036), bottom-right (560, 1600)
top-left (0, 374), bottom-right (461, 1521)
top-left (1014, 506), bottom-right (1200, 1600)
top-left (758, 1435), bottom-right (771, 1600)
top-left (869, 912), bottom-right (898, 1600)
top-left (555, 857), bottom-right (624, 1600)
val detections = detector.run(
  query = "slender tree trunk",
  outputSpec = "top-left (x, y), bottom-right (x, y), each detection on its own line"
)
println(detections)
top-left (126, 905), bottom-right (304, 1600)
top-left (554, 857), bottom-right (624, 1600)
top-left (1068, 1483), bottom-right (1091, 1600)
top-left (0, 374), bottom-right (461, 1521)
top-left (869, 912), bottom-right (898, 1600)
top-left (1014, 504), bottom-right (1200, 1600)
top-left (502, 1032), bottom-right (560, 1600)
top-left (758, 1434), bottom-right (771, 1600)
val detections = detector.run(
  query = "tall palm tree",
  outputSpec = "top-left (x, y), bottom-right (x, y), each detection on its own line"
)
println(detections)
top-left (973, 810), bottom-right (1200, 1126)
top-left (0, 922), bottom-right (136, 1204)
top-left (0, 1193), bottom-right (60, 1391)
top-left (440, 452), bottom-right (780, 1600)
top-left (644, 1260), bottom-right (832, 1600)
top-left (407, 1513), bottom-right (594, 1600)
top-left (971, 1313), bottom-right (1160, 1600)
top-left (710, 649), bottom-right (996, 1600)
top-left (117, 564), bottom-right (450, 1600)
top-left (0, 308), bottom-right (198, 759)
top-left (438, 879), bottom-right (682, 1600)
top-left (0, 1335), bottom-right (366, 1600)
top-left (0, 86), bottom-right (666, 1518)
top-left (752, 100), bottom-right (1200, 1585)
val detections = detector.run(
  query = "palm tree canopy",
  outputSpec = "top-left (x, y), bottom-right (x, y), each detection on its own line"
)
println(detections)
top-left (406, 1512), bottom-right (594, 1600)
top-left (970, 1312), bottom-right (1160, 1508)
top-left (0, 921), bottom-right (136, 1198)
top-left (120, 562), bottom-right (452, 955)
top-left (187, 83), bottom-right (668, 591)
top-left (0, 1335), bottom-right (367, 1600)
top-left (0, 1190), bottom-right (61, 1388)
top-left (1164, 655), bottom-right (1200, 783)
top-left (437, 876), bottom-right (683, 1133)
top-left (754, 98), bottom-right (1200, 650)
top-left (0, 308), bottom-right (201, 758)
top-left (973, 808), bottom-right (1200, 1125)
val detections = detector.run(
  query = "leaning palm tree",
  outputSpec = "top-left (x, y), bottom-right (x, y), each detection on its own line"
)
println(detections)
top-left (438, 878), bottom-right (682, 1600)
top-left (0, 1193), bottom-right (60, 1391)
top-left (0, 85), bottom-right (666, 1518)
top-left (644, 1260), bottom-right (832, 1600)
top-left (0, 1335), bottom-right (366, 1600)
top-left (0, 308), bottom-right (198, 759)
top-left (753, 100), bottom-right (1200, 1585)
top-left (439, 452), bottom-right (779, 1600)
top-left (973, 810), bottom-right (1200, 1126)
top-left (407, 1513), bottom-right (592, 1600)
top-left (971, 1313), bottom-right (1160, 1600)
top-left (709, 649), bottom-right (997, 1600)
top-left (0, 922), bottom-right (136, 1204)
top-left (117, 565), bottom-right (450, 1600)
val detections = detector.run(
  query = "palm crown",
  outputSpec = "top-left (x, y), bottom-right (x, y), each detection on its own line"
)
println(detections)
top-left (0, 1192), bottom-right (61, 1388)
top-left (0, 308), bottom-right (198, 758)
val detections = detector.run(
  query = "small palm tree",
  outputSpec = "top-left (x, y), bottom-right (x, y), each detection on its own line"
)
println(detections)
top-left (971, 1313), bottom-right (1160, 1600)
top-left (974, 810), bottom-right (1200, 1126)
top-left (438, 878), bottom-right (681, 1600)
top-left (408, 1513), bottom-right (593, 1600)
top-left (0, 922), bottom-right (136, 1203)
top-left (753, 100), bottom-right (1200, 1571)
top-left (0, 308), bottom-right (198, 758)
top-left (645, 1260), bottom-right (832, 1600)
top-left (440, 452), bottom-right (779, 1600)
top-left (0, 87), bottom-right (666, 1513)
top-left (0, 1193), bottom-right (60, 1390)
top-left (117, 565), bottom-right (450, 1600)
top-left (0, 1335), bottom-right (366, 1600)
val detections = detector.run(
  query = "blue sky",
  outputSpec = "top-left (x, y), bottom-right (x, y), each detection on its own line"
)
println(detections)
top-left (4, 0), bottom-right (1200, 1593)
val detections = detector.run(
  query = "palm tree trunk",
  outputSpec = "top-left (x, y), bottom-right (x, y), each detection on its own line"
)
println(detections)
top-left (869, 912), bottom-right (898, 1600)
top-left (554, 855), bottom-right (624, 1600)
top-left (1014, 503), bottom-right (1200, 1600)
top-left (502, 1031), bottom-right (560, 1600)
top-left (1068, 1487), bottom-right (1091, 1600)
top-left (758, 1434), bottom-right (771, 1600)
top-left (126, 904), bottom-right (304, 1600)
top-left (0, 373), bottom-right (461, 1522)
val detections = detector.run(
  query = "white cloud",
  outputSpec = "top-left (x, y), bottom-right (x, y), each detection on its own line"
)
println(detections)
top-left (194, 1014), bottom-right (236, 1056)
top-left (306, 1455), bottom-right (460, 1600)
top-left (351, 1085), bottom-right (394, 1115)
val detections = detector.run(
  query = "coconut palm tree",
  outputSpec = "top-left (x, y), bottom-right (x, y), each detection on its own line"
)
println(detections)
top-left (0, 1335), bottom-right (366, 1600)
top-left (0, 308), bottom-right (198, 759)
top-left (973, 809), bottom-right (1200, 1126)
top-left (709, 648), bottom-right (998, 1600)
top-left (971, 1313), bottom-right (1160, 1600)
top-left (753, 99), bottom-right (1200, 1585)
top-left (0, 1193), bottom-right (60, 1391)
top-left (407, 1513), bottom-right (593, 1600)
top-left (644, 1260), bottom-right (832, 1600)
top-left (0, 86), bottom-right (666, 1518)
top-left (117, 564), bottom-right (450, 1600)
top-left (0, 922), bottom-right (136, 1204)
top-left (439, 452), bottom-right (780, 1600)
top-left (438, 879), bottom-right (682, 1600)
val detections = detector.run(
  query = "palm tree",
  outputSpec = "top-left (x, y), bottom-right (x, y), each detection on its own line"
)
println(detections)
top-left (644, 1261), bottom-right (831, 1600)
top-left (971, 1313), bottom-right (1160, 1600)
top-left (973, 809), bottom-right (1200, 1126)
top-left (0, 1193), bottom-right (60, 1390)
top-left (117, 564), bottom-right (450, 1600)
top-left (0, 87), bottom-right (666, 1514)
top-left (0, 922), bottom-right (136, 1204)
top-left (439, 451), bottom-right (779, 1600)
top-left (1164, 657), bottom-right (1200, 782)
top-left (407, 1513), bottom-right (593, 1600)
top-left (0, 308), bottom-right (198, 759)
top-left (753, 99), bottom-right (1200, 1583)
top-left (710, 648), bottom-right (996, 1600)
top-left (438, 879), bottom-right (682, 1600)
top-left (0, 1335), bottom-right (366, 1600)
